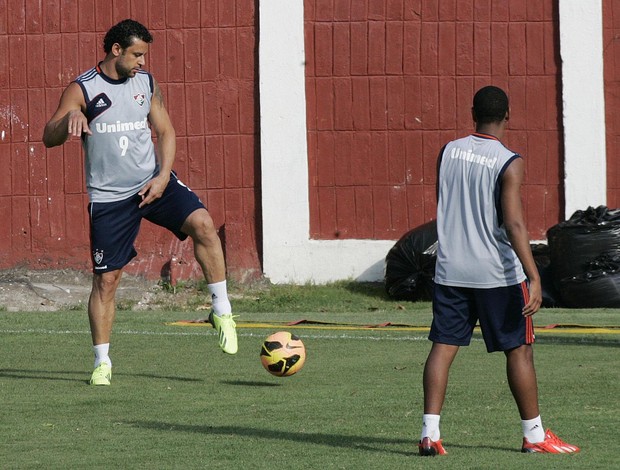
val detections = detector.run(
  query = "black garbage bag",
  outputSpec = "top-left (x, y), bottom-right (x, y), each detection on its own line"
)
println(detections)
top-left (547, 206), bottom-right (620, 289)
top-left (385, 220), bottom-right (437, 301)
top-left (559, 254), bottom-right (620, 308)
top-left (530, 243), bottom-right (561, 308)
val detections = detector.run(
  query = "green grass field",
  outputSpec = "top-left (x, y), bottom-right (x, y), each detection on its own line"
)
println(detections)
top-left (1, 283), bottom-right (618, 469)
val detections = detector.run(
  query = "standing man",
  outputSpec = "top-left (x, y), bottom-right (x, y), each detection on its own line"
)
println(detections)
top-left (43, 19), bottom-right (238, 386)
top-left (418, 86), bottom-right (579, 455)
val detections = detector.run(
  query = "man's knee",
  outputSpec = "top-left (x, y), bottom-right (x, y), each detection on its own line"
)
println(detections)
top-left (185, 209), bottom-right (219, 242)
top-left (92, 271), bottom-right (122, 296)
top-left (505, 344), bottom-right (534, 363)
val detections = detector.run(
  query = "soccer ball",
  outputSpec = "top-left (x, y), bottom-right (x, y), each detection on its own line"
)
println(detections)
top-left (260, 331), bottom-right (306, 377)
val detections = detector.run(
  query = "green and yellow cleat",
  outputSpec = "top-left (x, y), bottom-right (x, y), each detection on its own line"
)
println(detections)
top-left (89, 362), bottom-right (112, 386)
top-left (209, 312), bottom-right (238, 354)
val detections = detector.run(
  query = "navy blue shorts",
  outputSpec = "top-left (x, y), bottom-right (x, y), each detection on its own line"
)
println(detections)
top-left (430, 282), bottom-right (535, 352)
top-left (88, 172), bottom-right (205, 273)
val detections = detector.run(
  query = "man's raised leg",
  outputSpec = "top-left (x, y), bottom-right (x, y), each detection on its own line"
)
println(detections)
top-left (182, 209), bottom-right (237, 354)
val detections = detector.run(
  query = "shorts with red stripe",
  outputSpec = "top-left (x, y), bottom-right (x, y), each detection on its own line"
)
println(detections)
top-left (430, 281), bottom-right (535, 353)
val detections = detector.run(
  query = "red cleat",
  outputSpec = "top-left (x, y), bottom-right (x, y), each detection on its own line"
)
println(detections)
top-left (418, 436), bottom-right (447, 456)
top-left (521, 429), bottom-right (580, 454)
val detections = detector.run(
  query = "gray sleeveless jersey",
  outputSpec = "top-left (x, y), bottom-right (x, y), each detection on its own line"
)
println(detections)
top-left (76, 65), bottom-right (158, 202)
top-left (434, 133), bottom-right (526, 288)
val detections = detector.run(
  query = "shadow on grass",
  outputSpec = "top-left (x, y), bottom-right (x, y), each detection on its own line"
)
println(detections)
top-left (0, 368), bottom-right (203, 384)
top-left (130, 421), bottom-right (521, 455)
top-left (341, 281), bottom-right (391, 301)
top-left (340, 281), bottom-right (434, 310)
top-left (0, 369), bottom-right (85, 382)
top-left (221, 380), bottom-right (281, 387)
top-left (128, 420), bottom-right (420, 456)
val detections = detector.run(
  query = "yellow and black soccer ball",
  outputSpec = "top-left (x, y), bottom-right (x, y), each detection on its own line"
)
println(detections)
top-left (260, 331), bottom-right (306, 377)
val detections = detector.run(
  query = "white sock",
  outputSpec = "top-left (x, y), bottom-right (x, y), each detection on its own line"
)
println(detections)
top-left (208, 280), bottom-right (232, 316)
top-left (522, 416), bottom-right (544, 443)
top-left (421, 414), bottom-right (441, 441)
top-left (93, 343), bottom-right (111, 368)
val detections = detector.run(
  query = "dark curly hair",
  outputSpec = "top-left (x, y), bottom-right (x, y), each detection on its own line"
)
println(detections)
top-left (472, 86), bottom-right (509, 124)
top-left (103, 19), bottom-right (153, 53)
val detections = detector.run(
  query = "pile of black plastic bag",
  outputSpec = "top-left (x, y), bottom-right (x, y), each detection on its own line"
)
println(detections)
top-left (547, 206), bottom-right (620, 308)
top-left (384, 206), bottom-right (620, 308)
top-left (384, 221), bottom-right (437, 302)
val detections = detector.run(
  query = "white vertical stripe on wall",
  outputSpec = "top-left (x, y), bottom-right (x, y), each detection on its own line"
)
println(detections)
top-left (559, 0), bottom-right (607, 218)
top-left (259, 0), bottom-right (394, 284)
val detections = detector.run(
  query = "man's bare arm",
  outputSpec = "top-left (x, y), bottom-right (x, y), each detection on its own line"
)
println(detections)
top-left (501, 157), bottom-right (542, 316)
top-left (137, 79), bottom-right (176, 208)
top-left (42, 83), bottom-right (90, 148)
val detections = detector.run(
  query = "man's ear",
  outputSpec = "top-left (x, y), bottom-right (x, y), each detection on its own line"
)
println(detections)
top-left (471, 107), bottom-right (477, 123)
top-left (505, 109), bottom-right (510, 121)
top-left (111, 43), bottom-right (123, 57)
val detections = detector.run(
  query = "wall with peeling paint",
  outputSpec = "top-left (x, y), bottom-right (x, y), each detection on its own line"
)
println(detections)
top-left (0, 2), bottom-right (261, 282)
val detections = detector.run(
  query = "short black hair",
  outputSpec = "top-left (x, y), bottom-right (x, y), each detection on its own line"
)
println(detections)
top-left (472, 86), bottom-right (509, 124)
top-left (103, 19), bottom-right (153, 54)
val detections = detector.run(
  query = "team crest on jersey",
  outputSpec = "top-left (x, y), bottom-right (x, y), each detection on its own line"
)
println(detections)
top-left (133, 93), bottom-right (146, 106)
top-left (93, 249), bottom-right (104, 265)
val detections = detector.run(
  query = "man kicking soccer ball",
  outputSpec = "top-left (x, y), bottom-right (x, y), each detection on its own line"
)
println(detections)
top-left (42, 19), bottom-right (238, 386)
top-left (418, 86), bottom-right (579, 455)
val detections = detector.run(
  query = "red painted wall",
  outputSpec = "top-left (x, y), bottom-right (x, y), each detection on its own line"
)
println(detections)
top-left (0, 1), bottom-right (261, 281)
top-left (604, 0), bottom-right (620, 208)
top-left (1, 1), bottom-right (606, 282)
top-left (305, 0), bottom-right (564, 241)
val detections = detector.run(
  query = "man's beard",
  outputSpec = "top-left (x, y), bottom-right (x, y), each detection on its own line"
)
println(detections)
top-left (115, 61), bottom-right (136, 78)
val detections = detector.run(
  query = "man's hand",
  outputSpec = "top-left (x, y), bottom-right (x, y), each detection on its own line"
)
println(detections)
top-left (522, 278), bottom-right (542, 317)
top-left (138, 173), bottom-right (170, 208)
top-left (66, 109), bottom-right (92, 138)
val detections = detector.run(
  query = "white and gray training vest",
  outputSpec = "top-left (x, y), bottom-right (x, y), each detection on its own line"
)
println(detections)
top-left (434, 133), bottom-right (526, 288)
top-left (76, 64), bottom-right (158, 202)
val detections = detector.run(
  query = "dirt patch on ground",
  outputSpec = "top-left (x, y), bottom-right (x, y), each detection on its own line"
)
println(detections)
top-left (0, 268), bottom-right (206, 312)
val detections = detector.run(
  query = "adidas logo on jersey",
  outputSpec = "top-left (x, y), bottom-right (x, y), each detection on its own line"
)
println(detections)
top-left (87, 93), bottom-right (112, 120)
